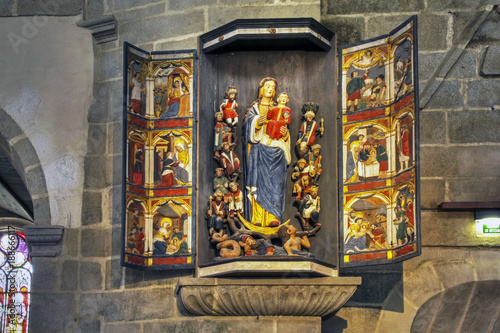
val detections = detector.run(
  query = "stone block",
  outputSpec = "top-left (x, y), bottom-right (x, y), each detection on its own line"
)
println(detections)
top-left (77, 319), bottom-right (101, 333)
top-left (32, 196), bottom-right (51, 225)
top-left (82, 191), bottom-right (103, 225)
top-left (124, 266), bottom-right (144, 285)
top-left (17, 0), bottom-right (82, 16)
top-left (114, 0), bottom-right (163, 11)
top-left (144, 317), bottom-right (277, 333)
top-left (420, 146), bottom-right (459, 178)
top-left (321, 16), bottom-right (364, 46)
top-left (111, 185), bottom-right (122, 226)
top-left (403, 247), bottom-right (472, 276)
top-left (433, 261), bottom-right (475, 289)
top-left (87, 123), bottom-right (107, 156)
top-left (404, 264), bottom-right (444, 308)
top-left (434, 260), bottom-right (474, 289)
top-left (104, 322), bottom-right (141, 333)
top-left (0, 108), bottom-right (23, 142)
top-left (325, 307), bottom-right (380, 333)
top-left (155, 37), bottom-right (199, 52)
top-left (119, 11), bottom-right (205, 46)
top-left (471, 250), bottom-right (500, 280)
top-left (98, 49), bottom-right (123, 82)
top-left (89, 80), bottom-right (122, 124)
top-left (448, 110), bottom-right (500, 143)
top-left (453, 11), bottom-right (491, 46)
top-left (113, 3), bottom-right (165, 24)
top-left (448, 178), bottom-right (500, 202)
top-left (365, 14), bottom-right (447, 52)
top-left (109, 122), bottom-right (122, 155)
top-left (420, 179), bottom-right (445, 209)
top-left (111, 225), bottom-right (121, 256)
top-left (112, 154), bottom-right (122, 185)
top-left (421, 211), bottom-right (478, 247)
top-left (325, 0), bottom-right (424, 15)
top-left (207, 5), bottom-right (320, 30)
top-left (0, 1), bottom-right (14, 16)
top-left (80, 287), bottom-right (178, 321)
top-left (62, 228), bottom-right (80, 257)
top-left (169, 0), bottom-right (218, 11)
top-left (377, 289), bottom-right (418, 333)
top-left (84, 156), bottom-right (108, 189)
top-left (427, 0), bottom-right (499, 11)
top-left (469, 9), bottom-right (500, 46)
top-left (30, 293), bottom-right (77, 332)
top-left (83, 0), bottom-right (105, 20)
top-left (81, 261), bottom-right (103, 291)
top-left (420, 111), bottom-right (446, 144)
top-left (81, 227), bottom-right (110, 257)
top-left (31, 259), bottom-right (57, 290)
top-left (106, 259), bottom-right (123, 290)
top-left (425, 80), bottom-right (464, 109)
top-left (12, 137), bottom-right (38, 169)
top-left (467, 79), bottom-right (500, 108)
top-left (219, 0), bottom-right (274, 6)
top-left (447, 50), bottom-right (477, 79)
top-left (455, 145), bottom-right (500, 177)
top-left (25, 165), bottom-right (48, 197)
top-left (422, 145), bottom-right (500, 178)
top-left (61, 260), bottom-right (79, 290)
top-left (481, 45), bottom-right (500, 76)
top-left (419, 52), bottom-right (447, 81)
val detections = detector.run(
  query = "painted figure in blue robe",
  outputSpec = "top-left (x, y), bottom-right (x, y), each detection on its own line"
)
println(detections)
top-left (161, 76), bottom-right (182, 118)
top-left (242, 78), bottom-right (291, 227)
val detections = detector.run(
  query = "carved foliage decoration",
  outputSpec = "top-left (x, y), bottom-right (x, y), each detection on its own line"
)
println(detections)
top-left (122, 43), bottom-right (197, 270)
top-left (339, 16), bottom-right (421, 267)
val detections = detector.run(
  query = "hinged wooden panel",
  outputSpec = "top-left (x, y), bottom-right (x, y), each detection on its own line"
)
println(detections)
top-left (121, 43), bottom-right (197, 270)
top-left (338, 16), bottom-right (421, 267)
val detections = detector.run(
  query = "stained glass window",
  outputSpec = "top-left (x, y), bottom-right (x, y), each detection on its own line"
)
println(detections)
top-left (0, 227), bottom-right (31, 332)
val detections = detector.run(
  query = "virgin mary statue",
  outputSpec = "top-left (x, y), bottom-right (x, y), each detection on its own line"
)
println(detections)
top-left (242, 78), bottom-right (291, 227)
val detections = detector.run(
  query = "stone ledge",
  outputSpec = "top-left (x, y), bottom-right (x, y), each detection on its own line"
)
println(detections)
top-left (23, 225), bottom-right (64, 257)
top-left (177, 277), bottom-right (361, 317)
top-left (77, 15), bottom-right (117, 44)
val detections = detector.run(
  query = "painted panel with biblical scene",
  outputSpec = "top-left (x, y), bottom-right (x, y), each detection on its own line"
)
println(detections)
top-left (339, 16), bottom-right (420, 267)
top-left (122, 43), bottom-right (196, 270)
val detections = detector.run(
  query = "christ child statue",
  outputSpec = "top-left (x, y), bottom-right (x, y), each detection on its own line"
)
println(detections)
top-left (266, 92), bottom-right (291, 140)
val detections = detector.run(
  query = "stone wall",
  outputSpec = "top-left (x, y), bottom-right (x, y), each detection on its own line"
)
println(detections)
top-left (0, 0), bottom-right (498, 332)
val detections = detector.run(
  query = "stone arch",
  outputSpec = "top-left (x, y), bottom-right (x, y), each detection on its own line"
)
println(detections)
top-left (375, 250), bottom-right (500, 332)
top-left (0, 107), bottom-right (50, 225)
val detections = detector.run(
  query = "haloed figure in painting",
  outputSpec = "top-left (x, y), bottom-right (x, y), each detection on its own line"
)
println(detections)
top-left (242, 78), bottom-right (291, 227)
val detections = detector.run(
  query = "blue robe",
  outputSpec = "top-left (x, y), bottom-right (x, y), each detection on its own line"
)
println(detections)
top-left (242, 103), bottom-right (290, 222)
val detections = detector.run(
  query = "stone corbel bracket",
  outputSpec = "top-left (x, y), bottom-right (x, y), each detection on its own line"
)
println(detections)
top-left (177, 277), bottom-right (361, 317)
top-left (23, 225), bottom-right (64, 257)
top-left (77, 15), bottom-right (117, 44)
